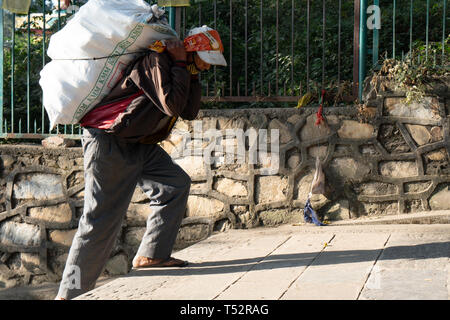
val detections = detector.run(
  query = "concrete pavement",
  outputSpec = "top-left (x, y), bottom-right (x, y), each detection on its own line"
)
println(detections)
top-left (76, 223), bottom-right (450, 300)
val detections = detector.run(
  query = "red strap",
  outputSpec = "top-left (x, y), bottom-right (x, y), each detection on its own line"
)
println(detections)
top-left (315, 105), bottom-right (324, 126)
top-left (80, 90), bottom-right (144, 129)
top-left (315, 90), bottom-right (326, 126)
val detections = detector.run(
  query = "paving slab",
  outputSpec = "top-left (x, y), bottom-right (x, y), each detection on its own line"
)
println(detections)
top-left (359, 232), bottom-right (450, 300)
top-left (215, 233), bottom-right (335, 300)
top-left (280, 232), bottom-right (390, 300)
top-left (77, 226), bottom-right (296, 300)
top-left (75, 224), bottom-right (450, 300)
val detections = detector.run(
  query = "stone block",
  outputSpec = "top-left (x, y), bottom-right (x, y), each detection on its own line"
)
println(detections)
top-left (160, 131), bottom-right (186, 156)
top-left (13, 173), bottom-right (64, 200)
top-left (195, 118), bottom-right (217, 131)
top-left (41, 136), bottom-right (76, 148)
top-left (378, 124), bottom-right (411, 154)
top-left (356, 182), bottom-right (398, 196)
top-left (20, 253), bottom-right (41, 274)
top-left (174, 156), bottom-right (206, 177)
top-left (295, 173), bottom-right (311, 203)
top-left (309, 193), bottom-right (331, 211)
top-left (190, 181), bottom-right (209, 192)
top-left (57, 157), bottom-right (74, 170)
top-left (255, 176), bottom-right (288, 204)
top-left (268, 119), bottom-right (292, 144)
top-left (360, 201), bottom-right (399, 215)
top-left (48, 229), bottom-right (77, 247)
top-left (337, 120), bottom-right (375, 139)
top-left (248, 114), bottom-right (267, 130)
top-left (67, 171), bottom-right (84, 189)
top-left (217, 117), bottom-right (247, 130)
top-left (48, 253), bottom-right (68, 276)
top-left (429, 186), bottom-right (450, 210)
top-left (256, 152), bottom-right (280, 175)
top-left (384, 97), bottom-right (441, 121)
top-left (176, 223), bottom-right (210, 244)
top-left (426, 149), bottom-right (447, 161)
top-left (72, 190), bottom-right (84, 199)
top-left (214, 178), bottom-right (247, 197)
top-left (405, 124), bottom-right (431, 146)
top-left (323, 200), bottom-right (350, 221)
top-left (308, 145), bottom-right (328, 160)
top-left (430, 126), bottom-right (443, 142)
top-left (74, 157), bottom-right (84, 166)
top-left (360, 144), bottom-right (380, 156)
top-left (379, 161), bottom-right (418, 178)
top-left (186, 196), bottom-right (224, 218)
top-left (0, 221), bottom-right (41, 247)
top-left (287, 152), bottom-right (301, 169)
top-left (126, 204), bottom-right (151, 226)
top-left (0, 155), bottom-right (15, 169)
top-left (329, 157), bottom-right (371, 183)
top-left (131, 187), bottom-right (148, 203)
top-left (28, 203), bottom-right (72, 225)
top-left (237, 211), bottom-right (253, 227)
top-left (214, 219), bottom-right (232, 232)
top-left (174, 119), bottom-right (189, 132)
top-left (0, 272), bottom-right (19, 289)
top-left (124, 227), bottom-right (145, 248)
top-left (287, 114), bottom-right (302, 125)
top-left (404, 181), bottom-right (432, 193)
top-left (299, 114), bottom-right (332, 141)
top-left (259, 209), bottom-right (301, 226)
top-left (105, 254), bottom-right (129, 276)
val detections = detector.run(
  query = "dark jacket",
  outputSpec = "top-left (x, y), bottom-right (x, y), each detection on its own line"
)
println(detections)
top-left (89, 51), bottom-right (201, 144)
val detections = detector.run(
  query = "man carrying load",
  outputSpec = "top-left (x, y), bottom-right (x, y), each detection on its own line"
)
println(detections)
top-left (56, 25), bottom-right (226, 300)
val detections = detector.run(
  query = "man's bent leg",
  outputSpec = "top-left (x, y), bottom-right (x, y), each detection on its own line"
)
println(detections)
top-left (57, 129), bottom-right (139, 299)
top-left (135, 145), bottom-right (191, 261)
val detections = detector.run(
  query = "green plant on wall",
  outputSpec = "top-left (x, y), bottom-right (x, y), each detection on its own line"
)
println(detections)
top-left (372, 35), bottom-right (449, 105)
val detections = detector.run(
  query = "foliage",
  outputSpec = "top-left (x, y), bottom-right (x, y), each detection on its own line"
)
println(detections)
top-left (372, 35), bottom-right (449, 104)
top-left (186, 0), bottom-right (448, 109)
top-left (2, 0), bottom-right (449, 133)
top-left (3, 31), bottom-right (49, 133)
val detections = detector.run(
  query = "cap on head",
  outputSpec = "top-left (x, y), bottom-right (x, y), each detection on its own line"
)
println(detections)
top-left (184, 25), bottom-right (227, 67)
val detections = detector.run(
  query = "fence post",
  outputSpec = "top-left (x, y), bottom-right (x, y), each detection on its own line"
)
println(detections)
top-left (169, 7), bottom-right (176, 30)
top-left (372, 0), bottom-right (380, 67)
top-left (353, 0), bottom-right (360, 99)
top-left (0, 3), bottom-right (3, 136)
top-left (359, 0), bottom-right (368, 102)
top-left (161, 0), bottom-right (189, 35)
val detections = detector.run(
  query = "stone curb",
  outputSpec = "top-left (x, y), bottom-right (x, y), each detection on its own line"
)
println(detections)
top-left (328, 210), bottom-right (450, 225)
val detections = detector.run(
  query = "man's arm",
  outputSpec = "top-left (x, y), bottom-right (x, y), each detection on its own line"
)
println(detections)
top-left (179, 75), bottom-right (201, 120)
top-left (165, 39), bottom-right (201, 120)
top-left (128, 46), bottom-right (194, 117)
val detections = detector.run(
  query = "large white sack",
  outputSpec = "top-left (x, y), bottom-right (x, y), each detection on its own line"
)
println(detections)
top-left (39, 0), bottom-right (178, 127)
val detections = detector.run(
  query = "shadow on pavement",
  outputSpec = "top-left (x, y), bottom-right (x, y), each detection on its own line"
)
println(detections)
top-left (130, 241), bottom-right (450, 278)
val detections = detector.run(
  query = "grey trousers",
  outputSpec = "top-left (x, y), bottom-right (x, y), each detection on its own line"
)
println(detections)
top-left (57, 128), bottom-right (191, 300)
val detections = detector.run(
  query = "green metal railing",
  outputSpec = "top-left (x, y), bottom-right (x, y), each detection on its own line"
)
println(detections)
top-left (1, 0), bottom-right (448, 140)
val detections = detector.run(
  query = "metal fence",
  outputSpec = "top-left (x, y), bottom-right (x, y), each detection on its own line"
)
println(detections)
top-left (0, 0), bottom-right (448, 139)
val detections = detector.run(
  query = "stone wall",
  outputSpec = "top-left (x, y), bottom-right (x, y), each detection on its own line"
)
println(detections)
top-left (0, 88), bottom-right (449, 289)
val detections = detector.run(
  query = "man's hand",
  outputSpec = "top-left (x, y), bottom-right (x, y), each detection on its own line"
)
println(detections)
top-left (165, 40), bottom-right (187, 62)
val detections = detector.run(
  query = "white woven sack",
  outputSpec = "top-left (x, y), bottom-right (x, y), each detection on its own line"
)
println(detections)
top-left (39, 0), bottom-right (177, 128)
